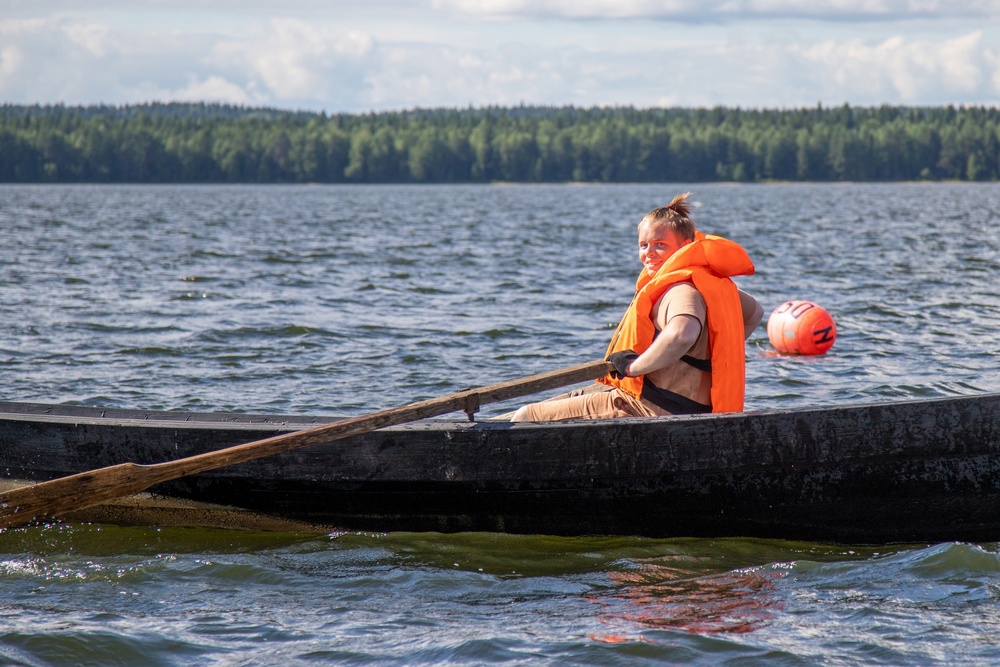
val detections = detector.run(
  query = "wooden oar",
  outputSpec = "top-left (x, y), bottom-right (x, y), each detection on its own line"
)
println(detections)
top-left (0, 360), bottom-right (613, 530)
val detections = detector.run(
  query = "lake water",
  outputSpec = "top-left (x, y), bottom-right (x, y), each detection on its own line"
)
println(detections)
top-left (2, 182), bottom-right (1000, 665)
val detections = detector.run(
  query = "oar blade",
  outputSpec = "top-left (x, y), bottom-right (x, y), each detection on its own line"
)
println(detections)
top-left (0, 463), bottom-right (158, 528)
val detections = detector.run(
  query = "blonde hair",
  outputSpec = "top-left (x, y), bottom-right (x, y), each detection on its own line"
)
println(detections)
top-left (639, 192), bottom-right (696, 241)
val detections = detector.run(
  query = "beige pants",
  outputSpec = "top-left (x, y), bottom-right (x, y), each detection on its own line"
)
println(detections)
top-left (509, 385), bottom-right (672, 422)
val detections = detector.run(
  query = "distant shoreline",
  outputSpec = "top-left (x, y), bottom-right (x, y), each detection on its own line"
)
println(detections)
top-left (2, 102), bottom-right (997, 184)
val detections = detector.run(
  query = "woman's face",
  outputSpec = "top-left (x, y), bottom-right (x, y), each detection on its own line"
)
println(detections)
top-left (638, 222), bottom-right (689, 275)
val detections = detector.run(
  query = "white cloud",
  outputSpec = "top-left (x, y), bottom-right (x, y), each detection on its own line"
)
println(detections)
top-left (432, 0), bottom-right (1000, 20)
top-left (172, 75), bottom-right (255, 105)
top-left (990, 47), bottom-right (1000, 93)
top-left (0, 45), bottom-right (23, 82)
top-left (211, 19), bottom-right (376, 103)
top-left (723, 0), bottom-right (1000, 16)
top-left (360, 40), bottom-right (635, 109)
top-left (1, 4), bottom-right (999, 111)
top-left (0, 16), bottom-right (208, 102)
top-left (797, 31), bottom-right (990, 102)
top-left (62, 22), bottom-right (112, 57)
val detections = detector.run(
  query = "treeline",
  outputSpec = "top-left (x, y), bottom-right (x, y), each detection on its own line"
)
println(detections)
top-left (1, 102), bottom-right (998, 183)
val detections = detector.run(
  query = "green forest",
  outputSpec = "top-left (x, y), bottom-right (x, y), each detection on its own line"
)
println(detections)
top-left (1, 102), bottom-right (998, 183)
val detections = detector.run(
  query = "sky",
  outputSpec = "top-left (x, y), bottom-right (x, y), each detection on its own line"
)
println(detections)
top-left (2, 1), bottom-right (999, 113)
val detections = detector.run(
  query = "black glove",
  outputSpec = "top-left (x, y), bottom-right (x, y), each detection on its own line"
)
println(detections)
top-left (607, 350), bottom-right (640, 379)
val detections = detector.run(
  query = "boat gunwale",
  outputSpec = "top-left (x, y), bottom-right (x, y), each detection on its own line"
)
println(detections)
top-left (1, 391), bottom-right (997, 432)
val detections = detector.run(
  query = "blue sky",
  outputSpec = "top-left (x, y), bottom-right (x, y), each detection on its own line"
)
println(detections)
top-left (2, 1), bottom-right (999, 112)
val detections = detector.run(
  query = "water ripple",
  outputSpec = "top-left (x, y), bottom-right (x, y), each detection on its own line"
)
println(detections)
top-left (3, 183), bottom-right (1000, 664)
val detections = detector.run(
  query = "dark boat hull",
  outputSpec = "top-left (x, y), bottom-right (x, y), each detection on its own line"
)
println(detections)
top-left (2, 394), bottom-right (999, 543)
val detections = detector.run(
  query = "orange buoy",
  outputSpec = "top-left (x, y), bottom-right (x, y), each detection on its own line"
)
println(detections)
top-left (767, 300), bottom-right (837, 355)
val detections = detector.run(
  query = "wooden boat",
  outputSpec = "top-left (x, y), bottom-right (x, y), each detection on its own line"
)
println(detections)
top-left (1, 392), bottom-right (999, 543)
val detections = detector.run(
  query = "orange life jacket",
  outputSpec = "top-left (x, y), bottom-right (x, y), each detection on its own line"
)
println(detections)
top-left (600, 232), bottom-right (755, 413)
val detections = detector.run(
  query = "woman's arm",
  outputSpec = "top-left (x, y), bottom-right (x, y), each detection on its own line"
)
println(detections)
top-left (739, 289), bottom-right (764, 339)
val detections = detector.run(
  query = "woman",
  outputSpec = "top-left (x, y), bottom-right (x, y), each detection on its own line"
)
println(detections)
top-left (511, 193), bottom-right (762, 422)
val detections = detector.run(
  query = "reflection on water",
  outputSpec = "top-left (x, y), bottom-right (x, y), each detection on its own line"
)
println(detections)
top-left (593, 558), bottom-right (787, 639)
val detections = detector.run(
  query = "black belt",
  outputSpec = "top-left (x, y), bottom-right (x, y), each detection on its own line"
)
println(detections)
top-left (641, 381), bottom-right (712, 415)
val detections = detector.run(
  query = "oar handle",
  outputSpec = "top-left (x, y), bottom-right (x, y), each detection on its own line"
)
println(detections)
top-left (0, 360), bottom-right (613, 529)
